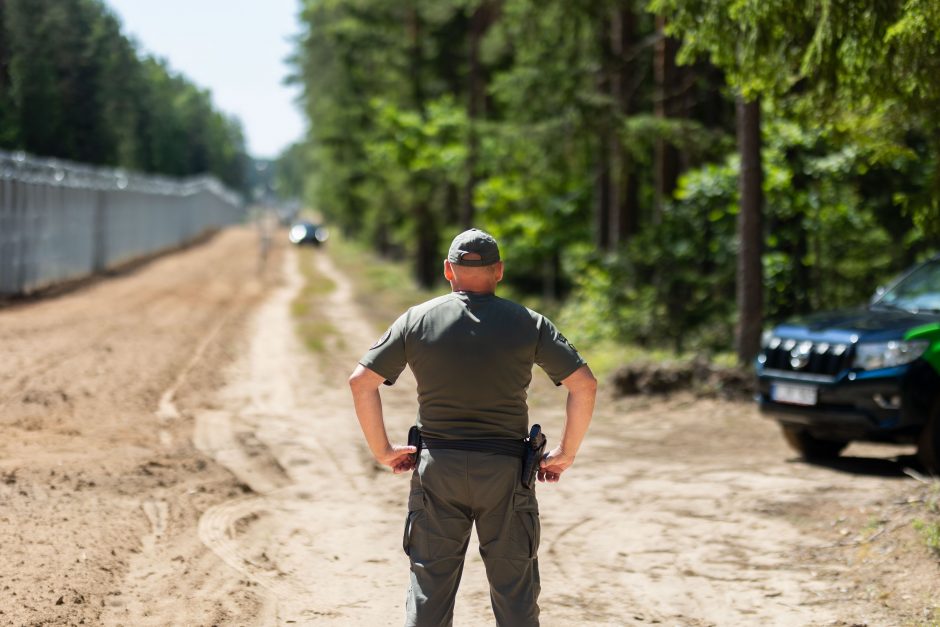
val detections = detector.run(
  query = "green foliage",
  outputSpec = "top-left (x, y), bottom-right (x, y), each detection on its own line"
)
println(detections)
top-left (474, 121), bottom-right (591, 293)
top-left (0, 0), bottom-right (248, 190)
top-left (653, 0), bottom-right (940, 236)
top-left (557, 110), bottom-right (936, 352)
top-left (292, 0), bottom-right (940, 358)
top-left (275, 142), bottom-right (312, 201)
top-left (368, 97), bottom-right (468, 176)
top-left (0, 0), bottom-right (14, 147)
top-left (558, 160), bottom-right (738, 353)
top-left (622, 115), bottom-right (734, 165)
top-left (364, 94), bottom-right (468, 243)
top-left (293, 0), bottom-right (411, 240)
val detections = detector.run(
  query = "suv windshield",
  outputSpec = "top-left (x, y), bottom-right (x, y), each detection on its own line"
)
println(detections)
top-left (875, 259), bottom-right (940, 313)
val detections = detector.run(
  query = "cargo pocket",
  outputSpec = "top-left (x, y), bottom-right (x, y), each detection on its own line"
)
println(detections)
top-left (402, 487), bottom-right (426, 558)
top-left (509, 489), bottom-right (540, 559)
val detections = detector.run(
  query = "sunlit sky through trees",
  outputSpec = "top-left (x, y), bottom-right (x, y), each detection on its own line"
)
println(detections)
top-left (106, 0), bottom-right (305, 158)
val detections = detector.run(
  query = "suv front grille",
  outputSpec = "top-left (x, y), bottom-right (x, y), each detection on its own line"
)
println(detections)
top-left (760, 338), bottom-right (853, 377)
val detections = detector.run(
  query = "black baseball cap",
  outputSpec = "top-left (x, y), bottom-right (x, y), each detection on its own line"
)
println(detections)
top-left (447, 228), bottom-right (501, 267)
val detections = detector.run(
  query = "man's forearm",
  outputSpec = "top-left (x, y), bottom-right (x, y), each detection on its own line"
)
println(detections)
top-left (349, 365), bottom-right (416, 473)
top-left (559, 387), bottom-right (595, 457)
top-left (351, 386), bottom-right (391, 459)
top-left (539, 370), bottom-right (596, 482)
top-left (557, 364), bottom-right (597, 459)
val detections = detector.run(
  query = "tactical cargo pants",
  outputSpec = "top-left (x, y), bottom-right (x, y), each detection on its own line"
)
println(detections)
top-left (403, 448), bottom-right (541, 627)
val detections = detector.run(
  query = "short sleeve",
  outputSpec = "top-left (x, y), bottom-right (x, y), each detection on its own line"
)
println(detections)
top-left (359, 313), bottom-right (409, 385)
top-left (535, 316), bottom-right (586, 385)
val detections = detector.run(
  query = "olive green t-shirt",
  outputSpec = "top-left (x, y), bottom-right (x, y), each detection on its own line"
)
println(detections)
top-left (359, 291), bottom-right (586, 440)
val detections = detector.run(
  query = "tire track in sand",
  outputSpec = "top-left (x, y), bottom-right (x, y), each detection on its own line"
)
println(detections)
top-left (191, 247), bottom-right (304, 619)
top-left (187, 246), bottom-right (467, 625)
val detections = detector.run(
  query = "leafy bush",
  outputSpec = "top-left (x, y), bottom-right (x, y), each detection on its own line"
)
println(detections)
top-left (557, 119), bottom-right (938, 355)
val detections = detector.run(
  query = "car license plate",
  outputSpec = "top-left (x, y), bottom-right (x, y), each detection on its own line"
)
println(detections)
top-left (771, 383), bottom-right (818, 406)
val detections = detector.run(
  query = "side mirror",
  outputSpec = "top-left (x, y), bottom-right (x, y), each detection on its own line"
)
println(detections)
top-left (870, 286), bottom-right (886, 305)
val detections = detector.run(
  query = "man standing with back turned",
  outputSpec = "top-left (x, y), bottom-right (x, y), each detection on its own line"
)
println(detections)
top-left (348, 228), bottom-right (597, 627)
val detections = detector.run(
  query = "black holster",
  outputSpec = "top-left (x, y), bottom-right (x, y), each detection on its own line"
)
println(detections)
top-left (521, 424), bottom-right (547, 489)
top-left (407, 425), bottom-right (422, 465)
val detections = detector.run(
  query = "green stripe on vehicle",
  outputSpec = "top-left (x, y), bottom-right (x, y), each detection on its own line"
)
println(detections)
top-left (905, 323), bottom-right (940, 374)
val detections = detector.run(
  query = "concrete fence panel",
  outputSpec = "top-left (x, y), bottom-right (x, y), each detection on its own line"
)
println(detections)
top-left (0, 150), bottom-right (245, 295)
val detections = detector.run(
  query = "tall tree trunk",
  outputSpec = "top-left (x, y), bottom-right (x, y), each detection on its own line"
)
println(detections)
top-left (374, 191), bottom-right (392, 257)
top-left (414, 195), bottom-right (439, 288)
top-left (405, 4), bottom-right (436, 287)
top-left (609, 5), bottom-right (639, 245)
top-left (405, 5), bottom-right (425, 112)
top-left (594, 128), bottom-right (612, 250)
top-left (735, 95), bottom-right (764, 364)
top-left (653, 15), bottom-right (680, 221)
top-left (594, 11), bottom-right (612, 250)
top-left (461, 2), bottom-right (498, 228)
top-left (542, 251), bottom-right (559, 302)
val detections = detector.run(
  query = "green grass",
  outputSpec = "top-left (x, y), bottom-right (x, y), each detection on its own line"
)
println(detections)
top-left (326, 233), bottom-right (436, 329)
top-left (927, 482), bottom-right (940, 514)
top-left (569, 339), bottom-right (737, 379)
top-left (913, 518), bottom-right (940, 555)
top-left (291, 247), bottom-right (338, 354)
top-left (912, 481), bottom-right (940, 558)
top-left (297, 320), bottom-right (341, 353)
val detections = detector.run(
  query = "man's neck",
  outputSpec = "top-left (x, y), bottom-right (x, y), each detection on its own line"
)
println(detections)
top-left (449, 278), bottom-right (496, 294)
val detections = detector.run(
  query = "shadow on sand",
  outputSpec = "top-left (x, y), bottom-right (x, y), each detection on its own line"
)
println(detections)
top-left (787, 452), bottom-right (929, 479)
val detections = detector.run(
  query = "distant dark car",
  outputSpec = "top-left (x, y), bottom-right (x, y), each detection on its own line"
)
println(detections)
top-left (756, 255), bottom-right (940, 472)
top-left (288, 222), bottom-right (329, 246)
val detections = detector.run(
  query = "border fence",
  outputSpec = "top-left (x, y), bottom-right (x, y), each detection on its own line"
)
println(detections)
top-left (0, 150), bottom-right (245, 295)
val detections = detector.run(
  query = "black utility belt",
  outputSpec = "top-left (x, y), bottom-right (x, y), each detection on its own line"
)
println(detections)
top-left (408, 425), bottom-right (548, 489)
top-left (420, 435), bottom-right (526, 458)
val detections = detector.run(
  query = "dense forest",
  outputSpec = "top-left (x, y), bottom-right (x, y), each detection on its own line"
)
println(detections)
top-left (0, 0), bottom-right (247, 191)
top-left (284, 0), bottom-right (940, 362)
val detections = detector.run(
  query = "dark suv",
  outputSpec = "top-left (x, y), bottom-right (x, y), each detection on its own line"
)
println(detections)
top-left (756, 256), bottom-right (940, 472)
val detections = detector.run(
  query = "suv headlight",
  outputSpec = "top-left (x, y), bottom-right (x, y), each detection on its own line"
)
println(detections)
top-left (289, 224), bottom-right (307, 243)
top-left (852, 340), bottom-right (929, 370)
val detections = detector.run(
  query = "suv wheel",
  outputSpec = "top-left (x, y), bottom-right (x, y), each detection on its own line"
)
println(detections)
top-left (781, 425), bottom-right (848, 460)
top-left (917, 399), bottom-right (940, 474)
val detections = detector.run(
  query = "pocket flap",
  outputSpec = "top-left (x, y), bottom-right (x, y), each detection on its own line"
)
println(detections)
top-left (512, 489), bottom-right (539, 513)
top-left (408, 488), bottom-right (426, 511)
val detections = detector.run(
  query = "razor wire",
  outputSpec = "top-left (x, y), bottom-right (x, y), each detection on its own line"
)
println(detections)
top-left (0, 150), bottom-right (245, 295)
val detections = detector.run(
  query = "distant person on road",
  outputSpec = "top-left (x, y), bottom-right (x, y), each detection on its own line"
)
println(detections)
top-left (349, 228), bottom-right (597, 627)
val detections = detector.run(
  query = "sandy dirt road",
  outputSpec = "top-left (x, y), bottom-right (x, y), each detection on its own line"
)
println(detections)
top-left (0, 227), bottom-right (276, 625)
top-left (1, 228), bottom-right (936, 626)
